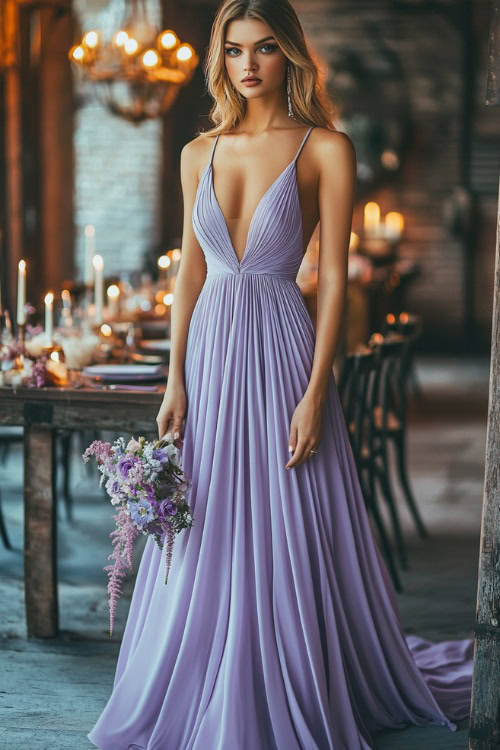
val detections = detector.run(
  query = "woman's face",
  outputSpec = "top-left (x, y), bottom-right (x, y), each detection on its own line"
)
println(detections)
top-left (223, 18), bottom-right (287, 101)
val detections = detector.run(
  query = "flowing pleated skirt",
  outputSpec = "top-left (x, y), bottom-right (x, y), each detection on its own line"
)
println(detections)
top-left (88, 273), bottom-right (473, 750)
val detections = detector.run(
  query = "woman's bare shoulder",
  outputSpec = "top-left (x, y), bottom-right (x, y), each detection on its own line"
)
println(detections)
top-left (309, 127), bottom-right (356, 171)
top-left (309, 126), bottom-right (355, 156)
top-left (181, 133), bottom-right (217, 173)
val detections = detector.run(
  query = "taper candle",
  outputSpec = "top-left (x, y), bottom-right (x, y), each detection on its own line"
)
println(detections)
top-left (44, 291), bottom-right (54, 345)
top-left (85, 225), bottom-right (96, 287)
top-left (93, 254), bottom-right (104, 324)
top-left (17, 260), bottom-right (26, 325)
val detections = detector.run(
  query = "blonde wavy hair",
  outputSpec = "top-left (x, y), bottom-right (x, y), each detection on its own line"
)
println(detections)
top-left (197, 0), bottom-right (338, 137)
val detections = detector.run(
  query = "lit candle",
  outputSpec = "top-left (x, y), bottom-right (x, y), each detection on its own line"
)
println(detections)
top-left (61, 289), bottom-right (71, 309)
top-left (364, 202), bottom-right (381, 238)
top-left (107, 284), bottom-right (120, 316)
top-left (84, 225), bottom-right (95, 287)
top-left (157, 254), bottom-right (170, 285)
top-left (17, 260), bottom-right (26, 325)
top-left (44, 291), bottom-right (54, 345)
top-left (384, 211), bottom-right (404, 240)
top-left (93, 254), bottom-right (104, 324)
top-left (61, 289), bottom-right (73, 327)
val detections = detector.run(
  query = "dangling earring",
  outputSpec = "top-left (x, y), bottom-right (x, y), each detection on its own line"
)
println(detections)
top-left (287, 64), bottom-right (295, 119)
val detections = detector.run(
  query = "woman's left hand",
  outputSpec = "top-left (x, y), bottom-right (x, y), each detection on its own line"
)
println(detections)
top-left (285, 394), bottom-right (323, 469)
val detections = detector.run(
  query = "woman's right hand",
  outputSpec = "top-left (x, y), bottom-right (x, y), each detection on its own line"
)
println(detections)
top-left (156, 379), bottom-right (187, 440)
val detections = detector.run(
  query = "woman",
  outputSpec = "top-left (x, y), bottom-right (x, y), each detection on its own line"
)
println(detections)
top-left (88, 1), bottom-right (473, 748)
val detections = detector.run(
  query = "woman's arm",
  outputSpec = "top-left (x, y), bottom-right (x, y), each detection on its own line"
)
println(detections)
top-left (286, 130), bottom-right (357, 469)
top-left (156, 137), bottom-right (209, 439)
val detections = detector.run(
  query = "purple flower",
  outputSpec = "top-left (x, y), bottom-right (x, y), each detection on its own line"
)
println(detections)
top-left (152, 448), bottom-right (169, 463)
top-left (128, 498), bottom-right (155, 526)
top-left (159, 499), bottom-right (178, 517)
top-left (117, 454), bottom-right (139, 478)
top-left (144, 483), bottom-right (156, 502)
top-left (105, 478), bottom-right (122, 496)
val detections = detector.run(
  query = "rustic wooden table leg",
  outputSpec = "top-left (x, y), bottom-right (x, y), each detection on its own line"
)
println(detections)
top-left (24, 425), bottom-right (58, 637)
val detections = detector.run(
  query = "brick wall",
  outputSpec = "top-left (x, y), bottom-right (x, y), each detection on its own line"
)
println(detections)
top-left (72, 0), bottom-right (162, 281)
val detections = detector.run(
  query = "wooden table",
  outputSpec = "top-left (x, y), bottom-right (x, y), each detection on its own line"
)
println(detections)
top-left (0, 383), bottom-right (165, 638)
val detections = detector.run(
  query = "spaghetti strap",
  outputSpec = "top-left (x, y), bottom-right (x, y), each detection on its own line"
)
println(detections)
top-left (293, 125), bottom-right (315, 162)
top-left (209, 134), bottom-right (220, 167)
top-left (209, 127), bottom-right (312, 170)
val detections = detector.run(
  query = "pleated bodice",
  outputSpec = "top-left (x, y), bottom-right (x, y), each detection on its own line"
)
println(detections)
top-left (192, 126), bottom-right (315, 281)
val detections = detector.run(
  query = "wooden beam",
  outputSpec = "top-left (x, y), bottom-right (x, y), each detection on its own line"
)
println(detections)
top-left (469, 4), bottom-right (500, 745)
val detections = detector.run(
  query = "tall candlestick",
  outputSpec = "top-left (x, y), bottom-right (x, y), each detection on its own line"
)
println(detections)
top-left (85, 225), bottom-right (96, 288)
top-left (93, 254), bottom-right (104, 324)
top-left (44, 291), bottom-right (54, 345)
top-left (17, 260), bottom-right (26, 325)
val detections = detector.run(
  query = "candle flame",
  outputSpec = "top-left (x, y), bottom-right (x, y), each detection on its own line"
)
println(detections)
top-left (71, 45), bottom-right (85, 62)
top-left (124, 38), bottom-right (139, 55)
top-left (18, 260), bottom-right (26, 272)
top-left (84, 31), bottom-right (99, 49)
top-left (93, 254), bottom-right (104, 271)
top-left (44, 291), bottom-right (54, 305)
top-left (158, 255), bottom-right (171, 269)
top-left (176, 45), bottom-right (193, 62)
top-left (114, 30), bottom-right (128, 47)
top-left (143, 49), bottom-right (159, 68)
top-left (159, 31), bottom-right (177, 50)
top-left (107, 284), bottom-right (120, 299)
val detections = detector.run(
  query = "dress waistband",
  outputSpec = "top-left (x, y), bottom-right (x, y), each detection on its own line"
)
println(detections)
top-left (206, 270), bottom-right (298, 282)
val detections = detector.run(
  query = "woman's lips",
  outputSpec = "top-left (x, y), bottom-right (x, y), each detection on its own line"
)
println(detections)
top-left (242, 78), bottom-right (261, 87)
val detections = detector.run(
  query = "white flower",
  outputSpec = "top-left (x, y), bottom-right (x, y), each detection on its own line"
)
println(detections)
top-left (126, 437), bottom-right (142, 452)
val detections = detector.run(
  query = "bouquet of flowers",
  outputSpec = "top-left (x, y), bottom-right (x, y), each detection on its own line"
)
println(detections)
top-left (82, 431), bottom-right (193, 636)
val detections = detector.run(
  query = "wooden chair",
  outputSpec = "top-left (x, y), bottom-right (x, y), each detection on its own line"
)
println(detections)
top-left (367, 334), bottom-right (429, 561)
top-left (381, 312), bottom-right (424, 404)
top-left (339, 347), bottom-right (402, 592)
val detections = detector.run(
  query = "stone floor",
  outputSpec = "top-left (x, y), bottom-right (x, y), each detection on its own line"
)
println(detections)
top-left (0, 355), bottom-right (489, 749)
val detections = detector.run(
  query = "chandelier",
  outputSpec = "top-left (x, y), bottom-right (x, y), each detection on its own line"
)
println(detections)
top-left (68, 0), bottom-right (199, 124)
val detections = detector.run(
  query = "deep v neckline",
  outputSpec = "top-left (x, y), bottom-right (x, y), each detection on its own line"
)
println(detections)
top-left (208, 126), bottom-right (314, 267)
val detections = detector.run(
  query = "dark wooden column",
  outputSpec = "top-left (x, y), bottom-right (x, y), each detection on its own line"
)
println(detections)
top-left (1, 0), bottom-right (73, 326)
top-left (469, 2), bottom-right (500, 746)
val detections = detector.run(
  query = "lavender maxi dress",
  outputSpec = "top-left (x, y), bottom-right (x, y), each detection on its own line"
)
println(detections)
top-left (88, 126), bottom-right (474, 750)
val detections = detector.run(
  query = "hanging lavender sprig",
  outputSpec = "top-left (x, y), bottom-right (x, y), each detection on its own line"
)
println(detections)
top-left (104, 508), bottom-right (139, 636)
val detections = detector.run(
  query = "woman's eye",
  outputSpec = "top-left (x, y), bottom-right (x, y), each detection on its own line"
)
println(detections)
top-left (224, 44), bottom-right (278, 56)
top-left (259, 44), bottom-right (277, 53)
